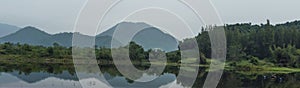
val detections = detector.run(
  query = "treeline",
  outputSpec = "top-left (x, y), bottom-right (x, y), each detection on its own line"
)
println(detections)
top-left (0, 41), bottom-right (181, 64)
top-left (194, 20), bottom-right (300, 67)
top-left (1, 20), bottom-right (300, 68)
top-left (0, 42), bottom-right (72, 59)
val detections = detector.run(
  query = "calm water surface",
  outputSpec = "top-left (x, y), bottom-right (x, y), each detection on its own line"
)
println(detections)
top-left (1, 65), bottom-right (300, 88)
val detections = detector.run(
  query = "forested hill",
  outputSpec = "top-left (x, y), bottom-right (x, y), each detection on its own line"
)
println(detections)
top-left (193, 20), bottom-right (300, 67)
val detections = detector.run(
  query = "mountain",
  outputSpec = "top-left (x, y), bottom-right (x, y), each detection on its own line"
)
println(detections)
top-left (0, 26), bottom-right (53, 46)
top-left (97, 22), bottom-right (151, 37)
top-left (50, 32), bottom-right (74, 47)
top-left (0, 26), bottom-right (124, 48)
top-left (97, 22), bottom-right (179, 51)
top-left (0, 23), bottom-right (20, 37)
top-left (132, 27), bottom-right (178, 51)
top-left (96, 35), bottom-right (123, 48)
top-left (0, 22), bottom-right (178, 51)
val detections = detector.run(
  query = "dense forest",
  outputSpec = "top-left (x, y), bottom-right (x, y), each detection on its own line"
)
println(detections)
top-left (224, 20), bottom-right (300, 68)
top-left (182, 20), bottom-right (300, 68)
top-left (1, 20), bottom-right (300, 70)
top-left (193, 20), bottom-right (300, 69)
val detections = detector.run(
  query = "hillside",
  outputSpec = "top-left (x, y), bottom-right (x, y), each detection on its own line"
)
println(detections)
top-left (0, 22), bottom-right (179, 51)
top-left (0, 23), bottom-right (20, 37)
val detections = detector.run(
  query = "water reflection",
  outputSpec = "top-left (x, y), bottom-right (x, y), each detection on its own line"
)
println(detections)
top-left (0, 71), bottom-right (182, 88)
top-left (1, 64), bottom-right (300, 88)
top-left (104, 73), bottom-right (177, 88)
top-left (0, 72), bottom-right (81, 88)
top-left (216, 71), bottom-right (300, 88)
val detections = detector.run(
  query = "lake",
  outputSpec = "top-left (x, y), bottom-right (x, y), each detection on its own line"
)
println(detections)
top-left (1, 64), bottom-right (300, 88)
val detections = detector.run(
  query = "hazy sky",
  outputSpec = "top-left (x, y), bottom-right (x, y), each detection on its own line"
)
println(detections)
top-left (0, 0), bottom-right (300, 38)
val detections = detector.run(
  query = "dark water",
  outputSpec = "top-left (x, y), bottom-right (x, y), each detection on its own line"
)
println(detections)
top-left (1, 65), bottom-right (300, 88)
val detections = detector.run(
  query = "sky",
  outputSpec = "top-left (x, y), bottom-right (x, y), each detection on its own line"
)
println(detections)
top-left (0, 0), bottom-right (300, 39)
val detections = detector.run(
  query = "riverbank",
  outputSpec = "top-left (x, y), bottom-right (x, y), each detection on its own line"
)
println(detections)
top-left (1, 55), bottom-right (300, 74)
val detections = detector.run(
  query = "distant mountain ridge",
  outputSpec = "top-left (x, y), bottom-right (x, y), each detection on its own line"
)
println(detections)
top-left (0, 23), bottom-right (20, 37)
top-left (0, 22), bottom-right (179, 51)
top-left (97, 22), bottom-right (179, 51)
top-left (0, 27), bottom-right (122, 48)
top-left (0, 26), bottom-right (53, 46)
top-left (132, 27), bottom-right (178, 51)
top-left (97, 22), bottom-right (151, 37)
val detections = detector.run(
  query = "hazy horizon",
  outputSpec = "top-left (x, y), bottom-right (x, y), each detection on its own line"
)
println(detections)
top-left (1, 19), bottom-right (298, 34)
top-left (1, 0), bottom-right (300, 39)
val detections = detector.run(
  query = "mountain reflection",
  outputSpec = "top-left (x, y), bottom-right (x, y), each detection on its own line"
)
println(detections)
top-left (1, 64), bottom-right (300, 88)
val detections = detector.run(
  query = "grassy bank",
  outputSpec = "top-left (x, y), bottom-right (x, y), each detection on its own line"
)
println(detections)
top-left (2, 55), bottom-right (300, 74)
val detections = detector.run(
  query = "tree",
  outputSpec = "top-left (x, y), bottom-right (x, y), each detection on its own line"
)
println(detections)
top-left (129, 42), bottom-right (147, 62)
top-left (270, 44), bottom-right (300, 67)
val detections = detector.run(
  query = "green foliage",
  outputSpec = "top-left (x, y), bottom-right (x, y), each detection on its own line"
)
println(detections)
top-left (96, 47), bottom-right (112, 60)
top-left (270, 44), bottom-right (300, 67)
top-left (195, 20), bottom-right (300, 67)
top-left (166, 50), bottom-right (181, 63)
top-left (0, 42), bottom-right (71, 59)
top-left (129, 42), bottom-right (147, 61)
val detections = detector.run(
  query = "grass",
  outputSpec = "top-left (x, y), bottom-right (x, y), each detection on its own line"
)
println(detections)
top-left (265, 67), bottom-right (300, 73)
top-left (224, 59), bottom-right (300, 74)
top-left (2, 55), bottom-right (300, 74)
top-left (0, 55), bottom-right (73, 64)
